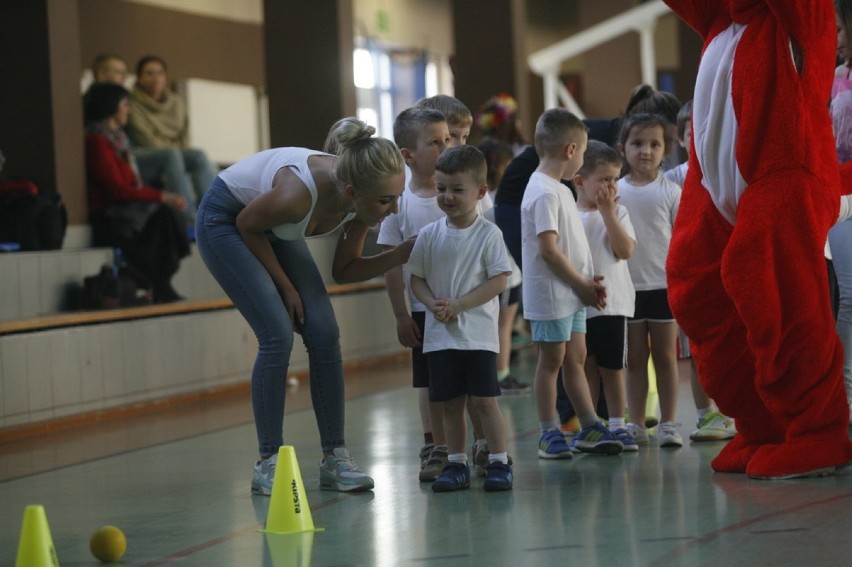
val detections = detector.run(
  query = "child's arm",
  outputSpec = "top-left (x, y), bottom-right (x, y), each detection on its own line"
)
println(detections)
top-left (443, 273), bottom-right (509, 321)
top-left (596, 187), bottom-right (635, 260)
top-left (538, 231), bottom-right (607, 309)
top-left (383, 256), bottom-right (422, 348)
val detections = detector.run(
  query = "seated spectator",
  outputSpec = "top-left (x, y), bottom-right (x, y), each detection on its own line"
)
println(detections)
top-left (83, 82), bottom-right (190, 303)
top-left (126, 55), bottom-right (218, 214)
top-left (91, 53), bottom-right (129, 86)
top-left (91, 53), bottom-right (196, 225)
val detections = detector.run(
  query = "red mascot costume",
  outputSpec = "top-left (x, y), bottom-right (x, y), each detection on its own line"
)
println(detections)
top-left (665, 0), bottom-right (852, 478)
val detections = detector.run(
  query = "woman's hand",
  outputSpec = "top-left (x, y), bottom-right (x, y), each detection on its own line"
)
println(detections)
top-left (281, 285), bottom-right (305, 333)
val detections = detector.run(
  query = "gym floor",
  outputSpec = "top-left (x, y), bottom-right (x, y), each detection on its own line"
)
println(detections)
top-left (1, 347), bottom-right (850, 566)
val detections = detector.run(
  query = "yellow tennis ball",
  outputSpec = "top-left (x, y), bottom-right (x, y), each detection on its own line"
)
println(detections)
top-left (89, 525), bottom-right (127, 562)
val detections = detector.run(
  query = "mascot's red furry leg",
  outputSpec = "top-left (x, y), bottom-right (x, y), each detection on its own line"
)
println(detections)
top-left (668, 174), bottom-right (786, 474)
top-left (670, 168), bottom-right (852, 478)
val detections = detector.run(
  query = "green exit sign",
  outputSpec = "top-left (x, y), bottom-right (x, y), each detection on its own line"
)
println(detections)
top-left (377, 9), bottom-right (390, 32)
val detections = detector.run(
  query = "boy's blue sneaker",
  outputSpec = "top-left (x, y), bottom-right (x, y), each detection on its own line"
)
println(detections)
top-left (574, 422), bottom-right (624, 455)
top-left (432, 462), bottom-right (471, 492)
top-left (483, 461), bottom-right (513, 491)
top-left (613, 427), bottom-right (639, 452)
top-left (538, 429), bottom-right (574, 459)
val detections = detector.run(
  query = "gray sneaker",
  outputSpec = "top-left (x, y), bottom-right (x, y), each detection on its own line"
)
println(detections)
top-left (419, 443), bottom-right (435, 468)
top-left (419, 445), bottom-right (448, 482)
top-left (319, 448), bottom-right (374, 492)
top-left (251, 453), bottom-right (278, 496)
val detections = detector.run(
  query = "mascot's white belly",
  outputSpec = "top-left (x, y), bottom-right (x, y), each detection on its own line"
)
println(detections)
top-left (693, 22), bottom-right (749, 225)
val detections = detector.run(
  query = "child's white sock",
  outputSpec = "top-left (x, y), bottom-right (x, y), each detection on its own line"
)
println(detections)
top-left (488, 451), bottom-right (508, 465)
top-left (448, 453), bottom-right (468, 464)
top-left (539, 420), bottom-right (560, 433)
top-left (609, 417), bottom-right (625, 430)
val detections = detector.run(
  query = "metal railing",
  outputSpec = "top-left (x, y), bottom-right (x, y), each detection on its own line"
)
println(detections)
top-left (527, 0), bottom-right (672, 116)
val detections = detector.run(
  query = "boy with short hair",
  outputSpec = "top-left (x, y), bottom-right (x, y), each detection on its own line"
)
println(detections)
top-left (378, 107), bottom-right (451, 481)
top-left (416, 94), bottom-right (473, 147)
top-left (574, 140), bottom-right (638, 451)
top-left (406, 145), bottom-right (514, 491)
top-left (521, 109), bottom-right (623, 458)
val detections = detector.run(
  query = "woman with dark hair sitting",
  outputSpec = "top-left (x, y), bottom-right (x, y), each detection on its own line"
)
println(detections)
top-left (83, 82), bottom-right (190, 303)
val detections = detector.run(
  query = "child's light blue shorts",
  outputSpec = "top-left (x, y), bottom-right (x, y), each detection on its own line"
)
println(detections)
top-left (531, 308), bottom-right (587, 342)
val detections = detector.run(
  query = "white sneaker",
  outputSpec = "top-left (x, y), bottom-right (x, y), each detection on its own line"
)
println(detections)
top-left (625, 422), bottom-right (649, 444)
top-left (658, 422), bottom-right (684, 448)
top-left (251, 453), bottom-right (278, 496)
top-left (319, 448), bottom-right (374, 492)
top-left (689, 410), bottom-right (736, 441)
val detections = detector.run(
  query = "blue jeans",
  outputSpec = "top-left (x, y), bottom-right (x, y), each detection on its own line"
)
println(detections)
top-left (195, 178), bottom-right (345, 456)
top-left (829, 219), bottom-right (852, 404)
top-left (135, 147), bottom-right (219, 212)
top-left (134, 147), bottom-right (195, 218)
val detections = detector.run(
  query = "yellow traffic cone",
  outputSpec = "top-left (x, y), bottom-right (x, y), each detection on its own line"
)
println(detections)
top-left (264, 531), bottom-right (316, 567)
top-left (15, 505), bottom-right (60, 567)
top-left (646, 356), bottom-right (660, 427)
top-left (261, 446), bottom-right (323, 534)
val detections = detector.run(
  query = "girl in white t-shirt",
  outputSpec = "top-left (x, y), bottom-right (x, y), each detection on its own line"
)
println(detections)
top-left (616, 113), bottom-right (683, 447)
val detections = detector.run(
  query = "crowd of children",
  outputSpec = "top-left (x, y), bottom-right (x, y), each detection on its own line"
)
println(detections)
top-left (370, 86), bottom-right (742, 493)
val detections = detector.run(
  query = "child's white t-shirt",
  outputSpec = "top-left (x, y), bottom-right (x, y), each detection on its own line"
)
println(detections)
top-left (405, 215), bottom-right (511, 354)
top-left (377, 176), bottom-right (494, 311)
top-left (377, 186), bottom-right (443, 311)
top-left (664, 162), bottom-right (688, 188)
top-left (520, 171), bottom-right (593, 320)
top-left (580, 205), bottom-right (636, 318)
top-left (617, 173), bottom-right (681, 291)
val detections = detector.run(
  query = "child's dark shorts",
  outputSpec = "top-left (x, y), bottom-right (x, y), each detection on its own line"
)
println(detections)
top-left (586, 315), bottom-right (627, 370)
top-left (426, 349), bottom-right (500, 402)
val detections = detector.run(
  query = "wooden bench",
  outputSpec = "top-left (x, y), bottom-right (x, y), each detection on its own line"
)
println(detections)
top-left (0, 280), bottom-right (386, 336)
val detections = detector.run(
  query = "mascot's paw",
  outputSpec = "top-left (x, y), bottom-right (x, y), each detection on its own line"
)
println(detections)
top-left (711, 434), bottom-right (759, 473)
top-left (746, 437), bottom-right (852, 479)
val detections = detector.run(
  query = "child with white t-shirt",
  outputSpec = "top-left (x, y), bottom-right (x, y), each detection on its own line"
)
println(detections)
top-left (406, 145), bottom-right (514, 491)
top-left (575, 140), bottom-right (638, 452)
top-left (616, 112), bottom-right (683, 447)
top-left (522, 109), bottom-right (623, 459)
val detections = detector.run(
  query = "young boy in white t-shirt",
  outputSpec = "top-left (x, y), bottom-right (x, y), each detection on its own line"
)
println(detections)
top-left (575, 140), bottom-right (638, 451)
top-left (521, 109), bottom-right (623, 459)
top-left (406, 145), bottom-right (514, 491)
top-left (378, 107), bottom-right (451, 481)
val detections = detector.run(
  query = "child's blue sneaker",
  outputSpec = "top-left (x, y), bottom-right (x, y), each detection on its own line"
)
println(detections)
top-left (432, 462), bottom-right (471, 492)
top-left (574, 422), bottom-right (624, 455)
top-left (483, 462), bottom-right (513, 491)
top-left (538, 429), bottom-right (574, 459)
top-left (613, 427), bottom-right (639, 452)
